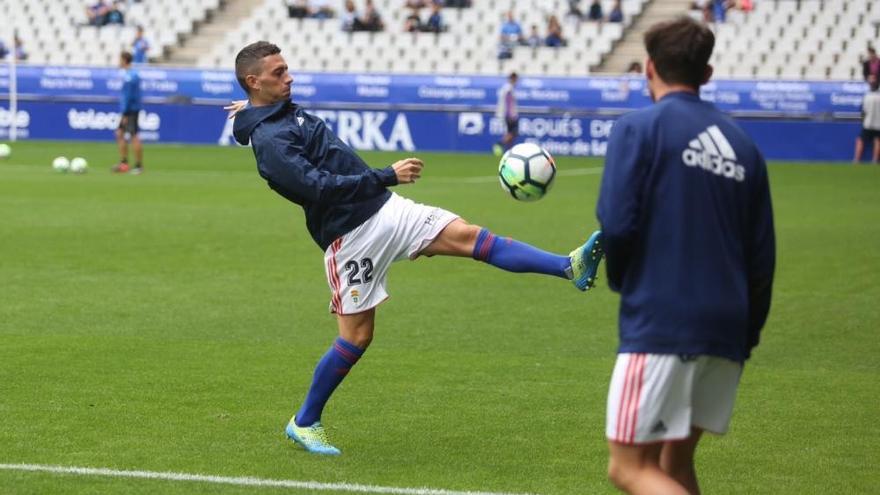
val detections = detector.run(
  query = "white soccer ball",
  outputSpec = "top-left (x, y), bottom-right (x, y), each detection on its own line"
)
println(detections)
top-left (498, 142), bottom-right (557, 202)
top-left (53, 156), bottom-right (71, 173)
top-left (0, 143), bottom-right (11, 159)
top-left (70, 157), bottom-right (89, 174)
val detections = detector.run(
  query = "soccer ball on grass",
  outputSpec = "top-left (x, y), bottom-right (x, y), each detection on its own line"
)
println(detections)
top-left (0, 143), bottom-right (11, 159)
top-left (498, 142), bottom-right (557, 202)
top-left (70, 157), bottom-right (89, 174)
top-left (52, 156), bottom-right (71, 173)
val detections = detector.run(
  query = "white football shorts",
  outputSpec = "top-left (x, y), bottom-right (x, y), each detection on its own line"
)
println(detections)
top-left (323, 192), bottom-right (459, 315)
top-left (606, 353), bottom-right (743, 444)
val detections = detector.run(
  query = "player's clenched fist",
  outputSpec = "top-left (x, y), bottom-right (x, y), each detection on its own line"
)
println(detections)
top-left (391, 158), bottom-right (424, 184)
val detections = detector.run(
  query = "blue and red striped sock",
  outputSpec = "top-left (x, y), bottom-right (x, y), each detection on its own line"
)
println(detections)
top-left (295, 337), bottom-right (364, 427)
top-left (471, 228), bottom-right (570, 278)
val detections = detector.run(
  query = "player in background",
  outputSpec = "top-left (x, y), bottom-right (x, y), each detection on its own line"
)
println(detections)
top-left (112, 51), bottom-right (144, 174)
top-left (227, 41), bottom-right (604, 456)
top-left (596, 17), bottom-right (775, 494)
top-left (853, 76), bottom-right (880, 164)
top-left (493, 72), bottom-right (519, 156)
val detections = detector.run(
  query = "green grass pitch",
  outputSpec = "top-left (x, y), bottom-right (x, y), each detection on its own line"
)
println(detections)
top-left (0, 141), bottom-right (877, 494)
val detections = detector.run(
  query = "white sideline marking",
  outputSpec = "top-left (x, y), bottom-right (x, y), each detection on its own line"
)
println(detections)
top-left (0, 463), bottom-right (536, 495)
top-left (434, 166), bottom-right (604, 184)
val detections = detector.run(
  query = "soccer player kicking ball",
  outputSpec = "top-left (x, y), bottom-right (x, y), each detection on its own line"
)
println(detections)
top-left (228, 41), bottom-right (604, 456)
top-left (596, 18), bottom-right (775, 494)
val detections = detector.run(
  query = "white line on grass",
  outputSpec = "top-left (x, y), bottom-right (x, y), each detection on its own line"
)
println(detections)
top-left (0, 463), bottom-right (537, 495)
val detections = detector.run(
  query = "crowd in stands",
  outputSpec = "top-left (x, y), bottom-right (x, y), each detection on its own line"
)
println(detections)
top-left (341, 0), bottom-right (385, 31)
top-left (286, 0), bottom-right (336, 19)
top-left (568, 0), bottom-right (624, 23)
top-left (286, 0), bottom-right (468, 33)
top-left (498, 3), bottom-right (617, 60)
top-left (690, 0), bottom-right (754, 23)
top-left (404, 1), bottom-right (446, 33)
top-left (85, 0), bottom-right (128, 26)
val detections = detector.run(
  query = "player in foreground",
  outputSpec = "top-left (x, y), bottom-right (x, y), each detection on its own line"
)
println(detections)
top-left (228, 41), bottom-right (604, 456)
top-left (596, 17), bottom-right (775, 494)
top-left (112, 51), bottom-right (144, 174)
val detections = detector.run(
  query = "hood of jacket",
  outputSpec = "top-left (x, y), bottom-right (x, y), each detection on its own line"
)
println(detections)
top-left (232, 99), bottom-right (290, 146)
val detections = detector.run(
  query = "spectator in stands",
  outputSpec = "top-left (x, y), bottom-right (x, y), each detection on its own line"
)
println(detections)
top-left (567, 0), bottom-right (583, 21)
top-left (105, 1), bottom-right (125, 25)
top-left (405, 0), bottom-right (426, 10)
top-left (404, 6), bottom-right (423, 32)
top-left (309, 0), bottom-right (335, 19)
top-left (493, 72), bottom-right (519, 156)
top-left (711, 0), bottom-right (727, 23)
top-left (444, 0), bottom-right (471, 6)
top-left (862, 47), bottom-right (880, 82)
top-left (626, 61), bottom-right (642, 74)
top-left (0, 36), bottom-right (27, 61)
top-left (497, 11), bottom-right (524, 60)
top-left (355, 0), bottom-right (384, 32)
top-left (587, 0), bottom-right (603, 22)
top-left (132, 25), bottom-right (149, 63)
top-left (527, 24), bottom-right (542, 48)
top-left (341, 0), bottom-right (358, 32)
top-left (854, 77), bottom-right (880, 164)
top-left (607, 0), bottom-right (624, 23)
top-left (500, 11), bottom-right (524, 45)
top-left (423, 3), bottom-right (444, 33)
top-left (690, 0), bottom-right (713, 22)
top-left (86, 1), bottom-right (110, 26)
top-left (286, 0), bottom-right (310, 18)
top-left (545, 15), bottom-right (566, 48)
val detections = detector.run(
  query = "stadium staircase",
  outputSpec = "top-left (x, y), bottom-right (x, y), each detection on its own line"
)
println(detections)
top-left (163, 0), bottom-right (256, 66)
top-left (595, 0), bottom-right (692, 73)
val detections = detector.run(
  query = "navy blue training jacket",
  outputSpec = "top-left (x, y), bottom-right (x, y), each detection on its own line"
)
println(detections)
top-left (233, 100), bottom-right (397, 251)
top-left (597, 91), bottom-right (775, 362)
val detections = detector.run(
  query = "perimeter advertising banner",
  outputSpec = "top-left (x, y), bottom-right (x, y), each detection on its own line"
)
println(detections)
top-left (0, 101), bottom-right (860, 161)
top-left (0, 65), bottom-right (869, 115)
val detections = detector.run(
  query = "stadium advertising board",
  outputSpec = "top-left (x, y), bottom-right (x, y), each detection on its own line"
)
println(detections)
top-left (0, 101), bottom-right (859, 161)
top-left (0, 65), bottom-right (867, 116)
top-left (0, 65), bottom-right (867, 159)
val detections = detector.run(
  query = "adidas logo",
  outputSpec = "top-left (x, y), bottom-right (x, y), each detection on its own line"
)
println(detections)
top-left (681, 125), bottom-right (746, 182)
top-left (651, 420), bottom-right (668, 434)
top-left (297, 116), bottom-right (305, 126)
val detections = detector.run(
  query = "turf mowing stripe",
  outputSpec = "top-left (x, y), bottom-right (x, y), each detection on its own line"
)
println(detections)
top-left (0, 463), bottom-right (537, 495)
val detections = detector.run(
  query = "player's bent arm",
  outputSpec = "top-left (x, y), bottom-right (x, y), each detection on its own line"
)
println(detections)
top-left (596, 118), bottom-right (651, 290)
top-left (746, 155), bottom-right (776, 349)
top-left (258, 139), bottom-right (398, 205)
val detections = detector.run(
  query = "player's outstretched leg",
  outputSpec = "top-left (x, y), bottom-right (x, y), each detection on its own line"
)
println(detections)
top-left (423, 220), bottom-right (604, 292)
top-left (568, 230), bottom-right (604, 291)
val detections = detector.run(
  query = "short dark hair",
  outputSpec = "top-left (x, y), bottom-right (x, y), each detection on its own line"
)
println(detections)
top-left (235, 41), bottom-right (281, 94)
top-left (644, 17), bottom-right (714, 89)
top-left (120, 51), bottom-right (133, 64)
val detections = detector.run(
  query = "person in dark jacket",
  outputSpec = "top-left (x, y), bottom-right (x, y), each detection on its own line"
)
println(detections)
top-left (597, 17), bottom-right (775, 494)
top-left (226, 41), bottom-right (605, 456)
